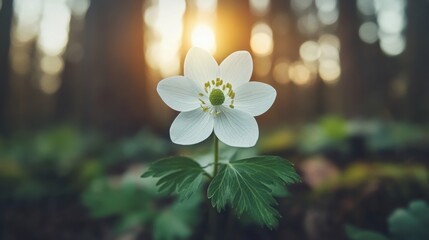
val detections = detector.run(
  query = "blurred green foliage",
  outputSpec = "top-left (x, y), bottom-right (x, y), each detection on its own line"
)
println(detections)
top-left (1, 119), bottom-right (428, 239)
top-left (258, 116), bottom-right (429, 155)
top-left (82, 174), bottom-right (201, 239)
top-left (316, 163), bottom-right (429, 192)
top-left (346, 200), bottom-right (429, 240)
top-left (0, 126), bottom-right (170, 200)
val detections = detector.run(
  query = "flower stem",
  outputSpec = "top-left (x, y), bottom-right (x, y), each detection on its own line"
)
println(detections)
top-left (208, 135), bottom-right (219, 240)
top-left (213, 135), bottom-right (219, 177)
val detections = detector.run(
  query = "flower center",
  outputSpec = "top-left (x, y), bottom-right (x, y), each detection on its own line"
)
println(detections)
top-left (198, 78), bottom-right (236, 115)
top-left (209, 89), bottom-right (225, 105)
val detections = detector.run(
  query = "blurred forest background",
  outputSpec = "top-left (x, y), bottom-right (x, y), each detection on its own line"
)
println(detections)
top-left (1, 0), bottom-right (429, 240)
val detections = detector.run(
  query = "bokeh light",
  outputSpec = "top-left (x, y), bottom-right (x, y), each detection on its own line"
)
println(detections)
top-left (249, 0), bottom-right (270, 16)
top-left (289, 62), bottom-right (313, 85)
top-left (379, 34), bottom-right (406, 56)
top-left (317, 8), bottom-right (338, 25)
top-left (315, 0), bottom-right (337, 12)
top-left (359, 22), bottom-right (379, 44)
top-left (377, 9), bottom-right (405, 34)
top-left (319, 36), bottom-right (340, 60)
top-left (319, 59), bottom-right (341, 83)
top-left (39, 75), bottom-right (61, 95)
top-left (273, 58), bottom-right (290, 84)
top-left (357, 0), bottom-right (375, 16)
top-left (144, 0), bottom-right (186, 77)
top-left (297, 13), bottom-right (319, 35)
top-left (13, 0), bottom-right (42, 43)
top-left (68, 0), bottom-right (90, 18)
top-left (250, 22), bottom-right (273, 57)
top-left (291, 0), bottom-right (313, 13)
top-left (40, 55), bottom-right (64, 75)
top-left (195, 0), bottom-right (217, 12)
top-left (375, 0), bottom-right (406, 56)
top-left (37, 0), bottom-right (71, 56)
top-left (300, 41), bottom-right (321, 62)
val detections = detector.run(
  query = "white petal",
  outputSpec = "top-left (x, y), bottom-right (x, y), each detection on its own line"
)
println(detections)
top-left (233, 82), bottom-right (277, 116)
top-left (170, 109), bottom-right (214, 145)
top-left (219, 51), bottom-right (253, 88)
top-left (157, 76), bottom-right (201, 112)
top-left (184, 47), bottom-right (219, 88)
top-left (214, 107), bottom-right (258, 147)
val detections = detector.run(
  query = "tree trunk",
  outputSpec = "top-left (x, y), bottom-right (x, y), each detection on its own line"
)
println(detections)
top-left (0, 0), bottom-right (13, 134)
top-left (79, 0), bottom-right (149, 136)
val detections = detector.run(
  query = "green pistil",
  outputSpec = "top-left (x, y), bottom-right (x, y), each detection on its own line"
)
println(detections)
top-left (209, 89), bottom-right (225, 106)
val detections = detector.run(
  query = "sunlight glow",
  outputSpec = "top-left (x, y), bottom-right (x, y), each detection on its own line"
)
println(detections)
top-left (144, 0), bottom-right (186, 77)
top-left (195, 0), bottom-right (217, 12)
top-left (13, 0), bottom-right (43, 42)
top-left (191, 24), bottom-right (216, 54)
top-left (37, 0), bottom-right (71, 56)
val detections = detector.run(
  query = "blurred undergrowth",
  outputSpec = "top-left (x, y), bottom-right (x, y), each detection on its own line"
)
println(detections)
top-left (1, 116), bottom-right (429, 239)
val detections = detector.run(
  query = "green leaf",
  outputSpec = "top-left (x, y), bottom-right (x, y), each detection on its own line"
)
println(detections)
top-left (153, 193), bottom-right (201, 240)
top-left (207, 156), bottom-right (300, 228)
top-left (388, 200), bottom-right (429, 240)
top-left (142, 156), bottom-right (206, 201)
top-left (345, 225), bottom-right (389, 240)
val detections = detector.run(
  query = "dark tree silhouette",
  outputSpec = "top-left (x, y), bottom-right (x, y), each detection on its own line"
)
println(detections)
top-left (0, 0), bottom-right (13, 134)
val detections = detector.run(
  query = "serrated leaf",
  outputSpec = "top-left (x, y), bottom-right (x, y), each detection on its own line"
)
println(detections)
top-left (345, 225), bottom-right (389, 240)
top-left (207, 156), bottom-right (300, 228)
top-left (388, 200), bottom-right (429, 240)
top-left (142, 156), bottom-right (205, 201)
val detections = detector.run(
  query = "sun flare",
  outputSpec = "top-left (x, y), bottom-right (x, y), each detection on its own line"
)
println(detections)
top-left (191, 24), bottom-right (216, 54)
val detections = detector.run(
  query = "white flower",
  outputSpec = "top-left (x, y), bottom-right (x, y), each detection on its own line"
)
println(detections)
top-left (157, 47), bottom-right (276, 147)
